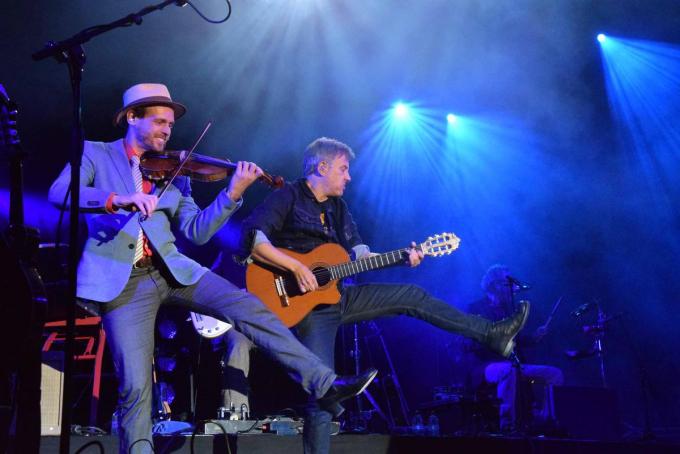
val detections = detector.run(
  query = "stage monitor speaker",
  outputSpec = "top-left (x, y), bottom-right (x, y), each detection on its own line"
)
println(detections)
top-left (547, 385), bottom-right (620, 440)
top-left (40, 351), bottom-right (64, 435)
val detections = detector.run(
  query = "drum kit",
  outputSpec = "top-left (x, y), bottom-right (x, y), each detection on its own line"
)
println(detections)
top-left (564, 298), bottom-right (624, 388)
top-left (439, 279), bottom-right (627, 436)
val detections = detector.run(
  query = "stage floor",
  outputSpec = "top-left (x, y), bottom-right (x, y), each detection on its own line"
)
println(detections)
top-left (40, 433), bottom-right (680, 453)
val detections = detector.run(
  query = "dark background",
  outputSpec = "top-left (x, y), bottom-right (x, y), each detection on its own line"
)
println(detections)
top-left (1, 0), bottom-right (679, 434)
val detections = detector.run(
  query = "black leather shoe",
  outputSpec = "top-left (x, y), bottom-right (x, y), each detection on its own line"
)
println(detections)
top-left (486, 301), bottom-right (530, 358)
top-left (317, 368), bottom-right (378, 417)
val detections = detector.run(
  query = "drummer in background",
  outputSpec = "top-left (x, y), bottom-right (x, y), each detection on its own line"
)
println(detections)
top-left (467, 264), bottom-right (564, 432)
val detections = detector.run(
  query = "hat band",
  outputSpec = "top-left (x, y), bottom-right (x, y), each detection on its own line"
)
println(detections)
top-left (123, 95), bottom-right (177, 109)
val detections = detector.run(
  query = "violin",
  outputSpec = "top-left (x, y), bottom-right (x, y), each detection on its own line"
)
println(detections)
top-left (139, 150), bottom-right (284, 189)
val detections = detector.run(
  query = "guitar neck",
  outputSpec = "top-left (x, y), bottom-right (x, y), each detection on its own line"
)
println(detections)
top-left (328, 246), bottom-right (417, 280)
top-left (8, 153), bottom-right (25, 227)
top-left (2, 87), bottom-right (25, 228)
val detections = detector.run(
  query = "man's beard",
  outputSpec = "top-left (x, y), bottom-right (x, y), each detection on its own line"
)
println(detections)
top-left (143, 134), bottom-right (167, 152)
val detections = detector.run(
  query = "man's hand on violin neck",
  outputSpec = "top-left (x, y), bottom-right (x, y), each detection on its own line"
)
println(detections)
top-left (226, 161), bottom-right (264, 202)
top-left (113, 192), bottom-right (159, 217)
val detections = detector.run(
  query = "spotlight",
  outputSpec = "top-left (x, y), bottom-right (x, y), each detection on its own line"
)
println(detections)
top-left (446, 113), bottom-right (457, 125)
top-left (597, 33), bottom-right (606, 43)
top-left (393, 102), bottom-right (410, 120)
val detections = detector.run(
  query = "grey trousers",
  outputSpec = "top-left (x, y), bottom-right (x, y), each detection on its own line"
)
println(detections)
top-left (95, 267), bottom-right (335, 454)
top-left (219, 329), bottom-right (255, 416)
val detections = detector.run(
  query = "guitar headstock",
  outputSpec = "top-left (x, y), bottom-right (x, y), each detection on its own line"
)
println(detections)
top-left (0, 83), bottom-right (21, 152)
top-left (420, 232), bottom-right (461, 257)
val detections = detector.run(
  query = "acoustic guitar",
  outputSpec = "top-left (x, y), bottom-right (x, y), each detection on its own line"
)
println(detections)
top-left (246, 232), bottom-right (460, 327)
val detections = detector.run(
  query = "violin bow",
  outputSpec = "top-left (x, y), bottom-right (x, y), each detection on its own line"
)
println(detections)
top-left (153, 120), bottom-right (212, 203)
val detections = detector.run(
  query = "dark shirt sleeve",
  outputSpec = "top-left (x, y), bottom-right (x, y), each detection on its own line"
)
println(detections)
top-left (239, 183), bottom-right (295, 256)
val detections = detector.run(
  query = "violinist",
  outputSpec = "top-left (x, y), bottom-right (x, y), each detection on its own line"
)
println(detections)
top-left (48, 83), bottom-right (376, 454)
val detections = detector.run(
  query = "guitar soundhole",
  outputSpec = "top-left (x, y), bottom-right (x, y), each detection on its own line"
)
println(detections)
top-left (313, 267), bottom-right (331, 287)
top-left (282, 267), bottom-right (332, 295)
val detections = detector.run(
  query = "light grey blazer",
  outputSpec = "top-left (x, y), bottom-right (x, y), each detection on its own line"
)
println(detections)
top-left (48, 139), bottom-right (241, 303)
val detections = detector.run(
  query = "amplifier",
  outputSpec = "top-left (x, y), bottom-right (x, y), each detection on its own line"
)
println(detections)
top-left (547, 385), bottom-right (620, 440)
top-left (40, 351), bottom-right (64, 436)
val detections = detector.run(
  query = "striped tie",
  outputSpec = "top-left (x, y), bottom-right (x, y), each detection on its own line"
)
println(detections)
top-left (130, 155), bottom-right (145, 264)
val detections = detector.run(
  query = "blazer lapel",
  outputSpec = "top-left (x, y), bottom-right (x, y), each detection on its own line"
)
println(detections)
top-left (107, 139), bottom-right (136, 194)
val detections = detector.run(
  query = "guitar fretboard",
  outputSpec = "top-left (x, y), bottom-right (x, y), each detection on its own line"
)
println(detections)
top-left (327, 247), bottom-right (417, 280)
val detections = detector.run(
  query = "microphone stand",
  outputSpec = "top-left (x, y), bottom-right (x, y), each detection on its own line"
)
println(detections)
top-left (345, 321), bottom-right (409, 432)
top-left (31, 2), bottom-right (187, 453)
top-left (613, 313), bottom-right (656, 441)
top-left (594, 303), bottom-right (608, 388)
top-left (506, 282), bottom-right (530, 434)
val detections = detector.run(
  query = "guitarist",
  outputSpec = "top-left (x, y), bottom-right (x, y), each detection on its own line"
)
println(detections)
top-left (239, 137), bottom-right (531, 454)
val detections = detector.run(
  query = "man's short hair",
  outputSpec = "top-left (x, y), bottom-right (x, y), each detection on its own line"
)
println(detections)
top-left (127, 106), bottom-right (148, 124)
top-left (481, 264), bottom-right (510, 291)
top-left (302, 137), bottom-right (355, 176)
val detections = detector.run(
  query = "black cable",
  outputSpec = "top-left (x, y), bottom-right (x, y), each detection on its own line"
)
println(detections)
top-left (191, 335), bottom-right (203, 424)
top-left (276, 407), bottom-right (299, 418)
top-left (190, 419), bottom-right (231, 454)
top-left (70, 372), bottom-right (94, 410)
top-left (73, 439), bottom-right (105, 454)
top-left (128, 438), bottom-right (155, 453)
top-left (71, 425), bottom-right (106, 436)
top-left (184, 0), bottom-right (232, 24)
top-left (236, 418), bottom-right (260, 434)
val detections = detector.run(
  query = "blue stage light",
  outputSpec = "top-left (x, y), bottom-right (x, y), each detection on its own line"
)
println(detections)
top-left (597, 33), bottom-right (606, 43)
top-left (393, 102), bottom-right (410, 120)
top-left (598, 35), bottom-right (680, 214)
top-left (446, 113), bottom-right (457, 124)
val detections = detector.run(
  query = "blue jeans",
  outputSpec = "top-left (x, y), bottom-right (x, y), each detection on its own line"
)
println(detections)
top-left (294, 283), bottom-right (492, 454)
top-left (95, 267), bottom-right (336, 454)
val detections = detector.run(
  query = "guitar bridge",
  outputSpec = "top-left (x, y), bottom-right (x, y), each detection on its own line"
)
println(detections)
top-left (274, 276), bottom-right (290, 307)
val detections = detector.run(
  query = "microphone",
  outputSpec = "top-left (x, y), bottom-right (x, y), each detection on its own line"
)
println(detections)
top-left (506, 276), bottom-right (531, 291)
top-left (570, 302), bottom-right (593, 317)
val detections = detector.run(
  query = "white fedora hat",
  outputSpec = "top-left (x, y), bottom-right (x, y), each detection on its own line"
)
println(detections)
top-left (113, 83), bottom-right (187, 126)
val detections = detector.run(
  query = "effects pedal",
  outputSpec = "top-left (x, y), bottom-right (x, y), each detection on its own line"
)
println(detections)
top-left (202, 419), bottom-right (263, 434)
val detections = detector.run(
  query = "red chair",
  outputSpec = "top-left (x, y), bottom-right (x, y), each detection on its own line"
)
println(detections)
top-left (42, 316), bottom-right (106, 427)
